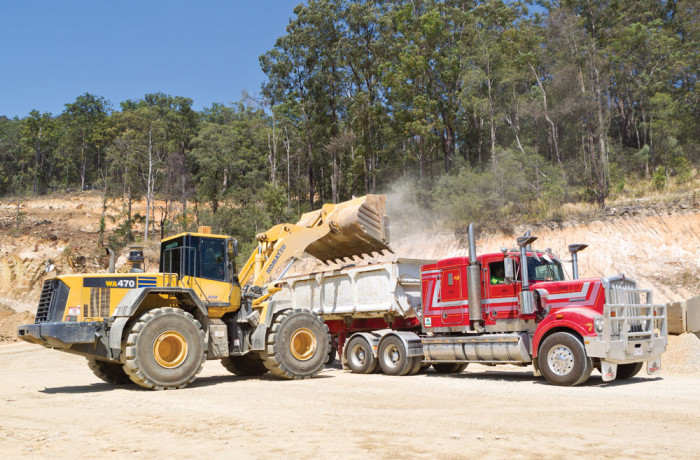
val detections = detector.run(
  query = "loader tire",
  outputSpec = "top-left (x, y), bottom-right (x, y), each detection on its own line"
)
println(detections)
top-left (261, 309), bottom-right (330, 380)
top-left (345, 335), bottom-right (378, 374)
top-left (87, 357), bottom-right (131, 384)
top-left (615, 362), bottom-right (644, 380)
top-left (539, 332), bottom-right (593, 386)
top-left (325, 341), bottom-right (338, 367)
top-left (378, 336), bottom-right (413, 376)
top-left (431, 363), bottom-right (468, 374)
top-left (123, 307), bottom-right (206, 390)
top-left (221, 353), bottom-right (269, 376)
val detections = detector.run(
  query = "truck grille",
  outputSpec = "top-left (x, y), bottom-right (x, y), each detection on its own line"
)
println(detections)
top-left (603, 277), bottom-right (666, 340)
top-left (35, 280), bottom-right (58, 323)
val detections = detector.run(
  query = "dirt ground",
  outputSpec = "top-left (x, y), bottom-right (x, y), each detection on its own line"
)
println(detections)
top-left (1, 339), bottom-right (699, 460)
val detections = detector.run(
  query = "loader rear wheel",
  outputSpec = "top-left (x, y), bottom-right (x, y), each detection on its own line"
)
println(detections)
top-left (325, 341), bottom-right (338, 367)
top-left (123, 307), bottom-right (206, 390)
top-left (378, 336), bottom-right (413, 376)
top-left (615, 362), bottom-right (644, 380)
top-left (221, 353), bottom-right (269, 376)
top-left (346, 336), bottom-right (377, 374)
top-left (87, 357), bottom-right (131, 384)
top-left (431, 363), bottom-right (468, 374)
top-left (262, 309), bottom-right (330, 379)
top-left (539, 332), bottom-right (593, 386)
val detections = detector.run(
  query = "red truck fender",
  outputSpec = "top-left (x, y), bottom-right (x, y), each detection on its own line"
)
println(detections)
top-left (532, 307), bottom-right (599, 358)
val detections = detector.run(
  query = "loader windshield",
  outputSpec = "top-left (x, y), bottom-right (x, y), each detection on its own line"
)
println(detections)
top-left (526, 256), bottom-right (565, 282)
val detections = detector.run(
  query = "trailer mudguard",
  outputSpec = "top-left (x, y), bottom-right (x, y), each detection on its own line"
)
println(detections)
top-left (379, 331), bottom-right (423, 358)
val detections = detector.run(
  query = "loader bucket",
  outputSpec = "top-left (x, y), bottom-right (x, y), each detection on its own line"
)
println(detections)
top-left (299, 195), bottom-right (392, 262)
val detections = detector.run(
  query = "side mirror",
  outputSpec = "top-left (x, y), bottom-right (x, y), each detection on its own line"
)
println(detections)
top-left (504, 257), bottom-right (515, 283)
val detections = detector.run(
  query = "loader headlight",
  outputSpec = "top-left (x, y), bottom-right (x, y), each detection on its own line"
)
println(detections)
top-left (594, 317), bottom-right (604, 334)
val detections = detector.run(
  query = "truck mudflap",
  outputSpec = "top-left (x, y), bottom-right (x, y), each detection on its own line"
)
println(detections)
top-left (584, 278), bottom-right (667, 378)
top-left (18, 321), bottom-right (103, 348)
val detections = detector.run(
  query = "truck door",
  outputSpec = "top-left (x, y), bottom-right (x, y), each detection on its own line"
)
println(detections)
top-left (484, 260), bottom-right (518, 321)
top-left (438, 267), bottom-right (465, 325)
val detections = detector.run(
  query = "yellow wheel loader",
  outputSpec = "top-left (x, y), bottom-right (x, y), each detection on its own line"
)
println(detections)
top-left (18, 195), bottom-right (390, 390)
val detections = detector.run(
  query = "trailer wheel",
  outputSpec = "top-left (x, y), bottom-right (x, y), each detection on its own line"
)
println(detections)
top-left (615, 362), bottom-right (644, 380)
top-left (262, 309), bottom-right (330, 379)
top-left (345, 336), bottom-right (377, 374)
top-left (87, 357), bottom-right (131, 384)
top-left (123, 307), bottom-right (206, 390)
top-left (431, 363), bottom-right (468, 374)
top-left (221, 353), bottom-right (269, 376)
top-left (539, 332), bottom-right (593, 386)
top-left (378, 336), bottom-right (413, 376)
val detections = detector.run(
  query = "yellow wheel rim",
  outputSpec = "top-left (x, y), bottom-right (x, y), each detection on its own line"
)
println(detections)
top-left (153, 330), bottom-right (188, 368)
top-left (290, 328), bottom-right (317, 361)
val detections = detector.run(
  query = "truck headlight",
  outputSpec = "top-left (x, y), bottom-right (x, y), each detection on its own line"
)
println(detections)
top-left (594, 317), bottom-right (604, 333)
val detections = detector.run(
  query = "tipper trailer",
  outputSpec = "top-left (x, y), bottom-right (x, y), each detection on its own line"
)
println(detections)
top-left (275, 225), bottom-right (668, 386)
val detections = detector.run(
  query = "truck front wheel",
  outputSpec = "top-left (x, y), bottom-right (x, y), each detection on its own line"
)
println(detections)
top-left (539, 332), bottom-right (593, 386)
top-left (123, 307), bottom-right (207, 390)
top-left (262, 309), bottom-right (330, 379)
top-left (346, 336), bottom-right (377, 374)
top-left (615, 362), bottom-right (644, 380)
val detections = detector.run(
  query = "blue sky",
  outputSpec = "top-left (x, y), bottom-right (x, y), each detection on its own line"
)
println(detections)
top-left (0, 1), bottom-right (298, 118)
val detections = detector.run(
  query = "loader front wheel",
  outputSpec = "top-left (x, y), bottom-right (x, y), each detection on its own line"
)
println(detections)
top-left (221, 353), bottom-right (269, 376)
top-left (539, 332), bottom-right (593, 386)
top-left (262, 309), bottom-right (330, 379)
top-left (123, 307), bottom-right (206, 390)
top-left (87, 357), bottom-right (131, 384)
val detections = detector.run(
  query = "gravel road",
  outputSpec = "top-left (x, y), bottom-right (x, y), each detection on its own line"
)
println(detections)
top-left (1, 343), bottom-right (699, 459)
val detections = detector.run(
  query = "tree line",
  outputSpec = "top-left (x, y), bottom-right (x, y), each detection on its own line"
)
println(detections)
top-left (1, 0), bottom-right (697, 249)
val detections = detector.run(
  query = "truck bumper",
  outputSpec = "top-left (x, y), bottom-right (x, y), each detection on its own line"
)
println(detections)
top-left (17, 322), bottom-right (101, 349)
top-left (584, 336), bottom-right (666, 364)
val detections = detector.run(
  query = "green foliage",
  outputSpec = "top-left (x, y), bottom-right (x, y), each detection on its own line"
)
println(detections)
top-left (0, 0), bottom-right (698, 243)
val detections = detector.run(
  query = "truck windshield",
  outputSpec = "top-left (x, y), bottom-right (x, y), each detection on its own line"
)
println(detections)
top-left (526, 257), bottom-right (565, 282)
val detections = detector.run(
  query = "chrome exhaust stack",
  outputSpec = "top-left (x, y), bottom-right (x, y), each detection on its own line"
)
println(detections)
top-left (467, 223), bottom-right (484, 331)
top-left (517, 232), bottom-right (538, 315)
top-left (568, 244), bottom-right (588, 280)
top-left (105, 248), bottom-right (115, 273)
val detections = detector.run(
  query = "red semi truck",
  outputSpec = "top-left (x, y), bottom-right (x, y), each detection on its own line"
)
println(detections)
top-left (280, 224), bottom-right (668, 386)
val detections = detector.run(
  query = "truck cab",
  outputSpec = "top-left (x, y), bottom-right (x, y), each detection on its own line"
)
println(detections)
top-left (417, 225), bottom-right (667, 385)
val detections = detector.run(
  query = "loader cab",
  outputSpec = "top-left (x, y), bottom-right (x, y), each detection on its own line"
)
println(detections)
top-left (160, 228), bottom-right (240, 309)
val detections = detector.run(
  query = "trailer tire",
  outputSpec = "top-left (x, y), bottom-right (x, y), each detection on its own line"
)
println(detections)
top-left (539, 332), bottom-right (593, 386)
top-left (431, 363), bottom-right (467, 374)
top-left (123, 307), bottom-right (206, 390)
top-left (221, 354), bottom-right (269, 376)
top-left (378, 336), bottom-right (413, 376)
top-left (345, 336), bottom-right (377, 374)
top-left (87, 357), bottom-right (131, 384)
top-left (262, 309), bottom-right (330, 379)
top-left (615, 362), bottom-right (644, 380)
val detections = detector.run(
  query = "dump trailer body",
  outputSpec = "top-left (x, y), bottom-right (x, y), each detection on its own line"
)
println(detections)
top-left (274, 258), bottom-right (425, 320)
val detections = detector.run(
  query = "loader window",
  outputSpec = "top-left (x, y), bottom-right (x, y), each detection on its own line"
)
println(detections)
top-left (200, 238), bottom-right (226, 281)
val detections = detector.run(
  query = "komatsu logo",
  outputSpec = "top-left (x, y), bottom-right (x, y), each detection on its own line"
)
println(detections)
top-left (266, 244), bottom-right (286, 274)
